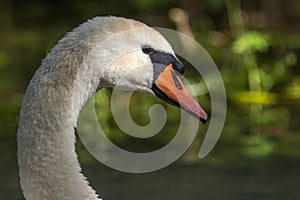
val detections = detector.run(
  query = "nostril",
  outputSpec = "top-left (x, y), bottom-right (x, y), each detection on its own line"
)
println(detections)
top-left (171, 70), bottom-right (183, 90)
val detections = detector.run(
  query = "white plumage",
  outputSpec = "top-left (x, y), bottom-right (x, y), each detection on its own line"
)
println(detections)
top-left (17, 16), bottom-right (207, 200)
top-left (17, 16), bottom-right (175, 200)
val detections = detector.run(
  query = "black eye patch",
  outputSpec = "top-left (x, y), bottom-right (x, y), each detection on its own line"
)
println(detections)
top-left (142, 46), bottom-right (184, 73)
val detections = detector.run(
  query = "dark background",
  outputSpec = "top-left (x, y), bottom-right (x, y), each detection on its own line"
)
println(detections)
top-left (0, 0), bottom-right (300, 199)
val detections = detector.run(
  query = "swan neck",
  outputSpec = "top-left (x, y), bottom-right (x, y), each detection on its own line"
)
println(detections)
top-left (17, 50), bottom-right (101, 200)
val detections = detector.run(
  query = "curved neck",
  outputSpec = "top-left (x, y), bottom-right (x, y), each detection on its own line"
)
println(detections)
top-left (17, 47), bottom-right (102, 200)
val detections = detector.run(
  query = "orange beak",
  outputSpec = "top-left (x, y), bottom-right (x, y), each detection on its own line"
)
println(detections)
top-left (152, 64), bottom-right (208, 123)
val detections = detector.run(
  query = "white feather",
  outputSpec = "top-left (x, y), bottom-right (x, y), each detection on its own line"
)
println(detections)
top-left (17, 16), bottom-right (175, 200)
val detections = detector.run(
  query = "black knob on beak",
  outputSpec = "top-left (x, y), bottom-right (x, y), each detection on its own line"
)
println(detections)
top-left (172, 60), bottom-right (185, 75)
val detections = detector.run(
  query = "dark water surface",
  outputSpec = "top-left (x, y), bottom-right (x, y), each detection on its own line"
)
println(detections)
top-left (1, 138), bottom-right (300, 200)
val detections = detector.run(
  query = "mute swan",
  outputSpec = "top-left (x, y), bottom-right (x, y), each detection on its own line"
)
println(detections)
top-left (17, 16), bottom-right (207, 200)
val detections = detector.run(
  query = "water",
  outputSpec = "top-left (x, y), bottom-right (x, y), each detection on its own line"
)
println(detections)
top-left (1, 138), bottom-right (300, 200)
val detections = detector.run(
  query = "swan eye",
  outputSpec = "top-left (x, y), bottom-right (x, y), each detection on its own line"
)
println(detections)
top-left (142, 46), bottom-right (154, 55)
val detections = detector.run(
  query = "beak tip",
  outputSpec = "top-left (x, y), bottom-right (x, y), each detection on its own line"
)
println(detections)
top-left (199, 116), bottom-right (208, 124)
top-left (199, 111), bottom-right (208, 124)
top-left (187, 107), bottom-right (208, 124)
top-left (195, 106), bottom-right (208, 124)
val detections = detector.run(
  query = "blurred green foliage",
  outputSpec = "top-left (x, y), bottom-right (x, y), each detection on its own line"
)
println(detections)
top-left (233, 31), bottom-right (269, 54)
top-left (0, 0), bottom-right (300, 162)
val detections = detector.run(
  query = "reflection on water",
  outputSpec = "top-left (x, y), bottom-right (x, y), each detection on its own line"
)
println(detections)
top-left (1, 138), bottom-right (300, 200)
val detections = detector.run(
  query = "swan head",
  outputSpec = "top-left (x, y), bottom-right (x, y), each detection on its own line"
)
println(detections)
top-left (78, 17), bottom-right (208, 123)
